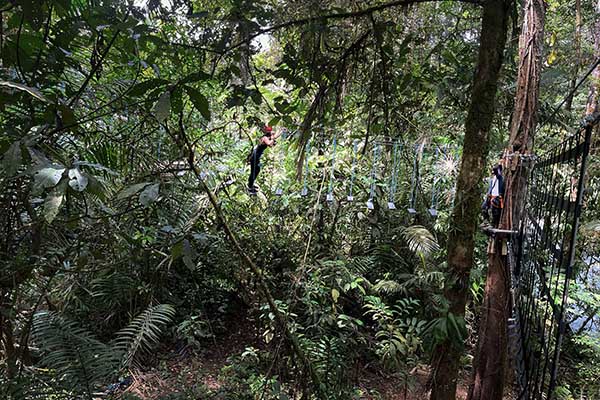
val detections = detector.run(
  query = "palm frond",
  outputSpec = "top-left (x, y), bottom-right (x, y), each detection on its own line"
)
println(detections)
top-left (372, 279), bottom-right (403, 295)
top-left (113, 304), bottom-right (176, 368)
top-left (401, 225), bottom-right (440, 257)
top-left (348, 256), bottom-right (376, 274)
top-left (31, 311), bottom-right (119, 396)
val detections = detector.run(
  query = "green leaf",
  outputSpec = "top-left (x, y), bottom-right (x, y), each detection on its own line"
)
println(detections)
top-left (2, 140), bottom-right (23, 175)
top-left (116, 182), bottom-right (152, 200)
top-left (85, 174), bottom-right (107, 199)
top-left (331, 288), bottom-right (340, 303)
top-left (44, 180), bottom-right (67, 223)
top-left (129, 79), bottom-right (169, 97)
top-left (139, 183), bottom-right (159, 206)
top-left (171, 86), bottom-right (183, 115)
top-left (181, 70), bottom-right (211, 84)
top-left (0, 81), bottom-right (49, 102)
top-left (58, 105), bottom-right (76, 127)
top-left (33, 166), bottom-right (66, 191)
top-left (184, 85), bottom-right (210, 120)
top-left (153, 91), bottom-right (171, 122)
top-left (114, 304), bottom-right (175, 368)
top-left (182, 239), bottom-right (195, 270)
top-left (171, 241), bottom-right (184, 259)
top-left (68, 167), bottom-right (88, 191)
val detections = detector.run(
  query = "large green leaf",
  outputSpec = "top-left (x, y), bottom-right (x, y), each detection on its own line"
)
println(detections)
top-left (184, 85), bottom-right (210, 120)
top-left (43, 180), bottom-right (68, 223)
top-left (170, 85), bottom-right (183, 115)
top-left (116, 182), bottom-right (152, 200)
top-left (153, 90), bottom-right (171, 122)
top-left (68, 167), bottom-right (88, 191)
top-left (139, 183), bottom-right (159, 206)
top-left (114, 304), bottom-right (176, 368)
top-left (0, 81), bottom-right (49, 102)
top-left (129, 78), bottom-right (169, 97)
top-left (2, 140), bottom-right (23, 176)
top-left (33, 166), bottom-right (66, 191)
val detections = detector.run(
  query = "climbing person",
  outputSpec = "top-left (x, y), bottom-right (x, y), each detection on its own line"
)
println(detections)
top-left (247, 124), bottom-right (283, 195)
top-left (481, 164), bottom-right (505, 227)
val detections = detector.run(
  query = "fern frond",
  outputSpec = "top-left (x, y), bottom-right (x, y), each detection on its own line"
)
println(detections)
top-left (31, 311), bottom-right (118, 396)
top-left (372, 279), bottom-right (403, 295)
top-left (348, 256), bottom-right (376, 274)
top-left (401, 225), bottom-right (440, 257)
top-left (113, 304), bottom-right (176, 368)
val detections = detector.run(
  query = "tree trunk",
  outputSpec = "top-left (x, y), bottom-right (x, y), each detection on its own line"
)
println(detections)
top-left (469, 0), bottom-right (545, 399)
top-left (429, 1), bottom-right (513, 399)
top-left (564, 0), bottom-right (581, 112)
top-left (585, 1), bottom-right (600, 116)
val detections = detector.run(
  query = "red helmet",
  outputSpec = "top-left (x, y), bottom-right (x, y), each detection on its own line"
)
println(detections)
top-left (262, 125), bottom-right (273, 134)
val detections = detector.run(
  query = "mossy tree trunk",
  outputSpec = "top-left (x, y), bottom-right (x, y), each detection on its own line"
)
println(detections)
top-left (469, 0), bottom-right (545, 398)
top-left (429, 0), bottom-right (513, 399)
top-left (585, 2), bottom-right (600, 116)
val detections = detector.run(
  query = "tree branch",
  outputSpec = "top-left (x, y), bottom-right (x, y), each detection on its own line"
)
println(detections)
top-left (169, 121), bottom-right (326, 398)
top-left (223, 0), bottom-right (481, 55)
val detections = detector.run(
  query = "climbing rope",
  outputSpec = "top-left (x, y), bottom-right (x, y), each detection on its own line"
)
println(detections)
top-left (367, 143), bottom-right (380, 210)
top-left (347, 139), bottom-right (358, 202)
top-left (275, 130), bottom-right (287, 196)
top-left (408, 144), bottom-right (421, 214)
top-left (326, 135), bottom-right (338, 202)
top-left (429, 146), bottom-right (440, 217)
top-left (387, 141), bottom-right (401, 210)
top-left (301, 139), bottom-right (311, 197)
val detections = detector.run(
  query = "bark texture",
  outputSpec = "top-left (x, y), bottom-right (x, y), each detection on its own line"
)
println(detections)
top-left (429, 1), bottom-right (513, 399)
top-left (565, 0), bottom-right (581, 112)
top-left (585, 1), bottom-right (600, 116)
top-left (469, 0), bottom-right (545, 399)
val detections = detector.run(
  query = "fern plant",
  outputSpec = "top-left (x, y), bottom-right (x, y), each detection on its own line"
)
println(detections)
top-left (30, 304), bottom-right (175, 398)
top-left (32, 311), bottom-right (119, 398)
top-left (113, 304), bottom-right (176, 369)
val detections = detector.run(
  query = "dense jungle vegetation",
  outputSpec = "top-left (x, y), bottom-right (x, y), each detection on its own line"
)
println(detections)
top-left (0, 0), bottom-right (599, 399)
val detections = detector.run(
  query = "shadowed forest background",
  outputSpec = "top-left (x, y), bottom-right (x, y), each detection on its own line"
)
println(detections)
top-left (1, 0), bottom-right (599, 399)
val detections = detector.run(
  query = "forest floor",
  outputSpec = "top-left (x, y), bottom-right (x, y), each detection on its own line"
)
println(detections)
top-left (114, 312), bottom-right (505, 400)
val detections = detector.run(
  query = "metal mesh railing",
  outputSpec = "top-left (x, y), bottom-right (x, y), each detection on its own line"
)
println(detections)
top-left (513, 116), bottom-right (597, 400)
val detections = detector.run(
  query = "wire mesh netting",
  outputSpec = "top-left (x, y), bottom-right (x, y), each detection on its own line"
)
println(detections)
top-left (513, 117), bottom-right (596, 400)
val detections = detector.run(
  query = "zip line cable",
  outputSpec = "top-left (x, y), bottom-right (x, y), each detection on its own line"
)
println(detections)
top-left (327, 135), bottom-right (338, 202)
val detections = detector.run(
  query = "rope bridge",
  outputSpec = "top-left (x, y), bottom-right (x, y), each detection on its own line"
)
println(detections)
top-left (511, 114), bottom-right (598, 400)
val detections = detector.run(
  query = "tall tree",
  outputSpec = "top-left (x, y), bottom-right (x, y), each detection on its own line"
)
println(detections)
top-left (585, 0), bottom-right (600, 116)
top-left (565, 0), bottom-right (582, 112)
top-left (468, 0), bottom-right (545, 398)
top-left (429, 0), bottom-right (514, 399)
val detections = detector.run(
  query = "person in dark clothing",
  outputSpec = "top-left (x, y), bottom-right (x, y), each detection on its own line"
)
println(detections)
top-left (247, 125), bottom-right (282, 194)
top-left (481, 164), bottom-right (505, 227)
